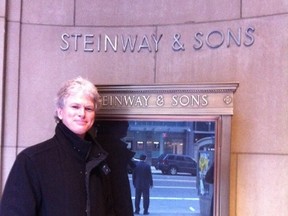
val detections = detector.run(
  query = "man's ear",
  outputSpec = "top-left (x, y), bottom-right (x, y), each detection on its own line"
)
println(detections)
top-left (57, 108), bottom-right (63, 120)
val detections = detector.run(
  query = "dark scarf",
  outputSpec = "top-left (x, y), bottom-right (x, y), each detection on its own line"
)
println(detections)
top-left (57, 121), bottom-right (97, 160)
top-left (57, 122), bottom-right (114, 216)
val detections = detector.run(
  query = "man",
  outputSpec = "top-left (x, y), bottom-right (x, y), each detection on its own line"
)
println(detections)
top-left (132, 154), bottom-right (153, 215)
top-left (0, 77), bottom-right (134, 216)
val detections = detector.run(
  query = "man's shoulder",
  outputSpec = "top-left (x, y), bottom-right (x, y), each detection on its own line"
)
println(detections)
top-left (20, 136), bottom-right (58, 159)
top-left (137, 161), bottom-right (151, 169)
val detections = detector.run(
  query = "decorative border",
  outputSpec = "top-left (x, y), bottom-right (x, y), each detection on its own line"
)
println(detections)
top-left (96, 83), bottom-right (239, 116)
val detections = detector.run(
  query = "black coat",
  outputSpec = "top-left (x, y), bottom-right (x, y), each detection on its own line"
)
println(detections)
top-left (0, 122), bottom-right (115, 216)
top-left (132, 161), bottom-right (153, 190)
top-left (95, 120), bottom-right (135, 216)
top-left (96, 137), bottom-right (135, 216)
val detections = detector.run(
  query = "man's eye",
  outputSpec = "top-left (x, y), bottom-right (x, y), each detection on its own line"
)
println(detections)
top-left (71, 105), bottom-right (80, 109)
top-left (85, 107), bottom-right (94, 112)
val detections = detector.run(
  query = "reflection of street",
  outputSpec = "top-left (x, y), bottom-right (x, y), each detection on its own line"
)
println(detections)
top-left (129, 168), bottom-right (201, 216)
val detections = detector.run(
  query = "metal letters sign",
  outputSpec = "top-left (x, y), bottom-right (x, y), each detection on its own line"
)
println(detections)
top-left (96, 83), bottom-right (239, 117)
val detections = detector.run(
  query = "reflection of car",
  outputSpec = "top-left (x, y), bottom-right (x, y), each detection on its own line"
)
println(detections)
top-left (127, 157), bottom-right (140, 174)
top-left (156, 154), bottom-right (197, 175)
top-left (153, 154), bottom-right (166, 170)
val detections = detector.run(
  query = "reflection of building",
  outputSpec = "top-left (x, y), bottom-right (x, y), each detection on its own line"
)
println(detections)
top-left (123, 121), bottom-right (215, 159)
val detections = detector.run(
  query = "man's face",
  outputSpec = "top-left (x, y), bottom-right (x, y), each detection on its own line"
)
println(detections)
top-left (57, 91), bottom-right (96, 138)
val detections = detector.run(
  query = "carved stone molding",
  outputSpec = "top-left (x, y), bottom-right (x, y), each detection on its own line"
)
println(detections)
top-left (96, 83), bottom-right (239, 117)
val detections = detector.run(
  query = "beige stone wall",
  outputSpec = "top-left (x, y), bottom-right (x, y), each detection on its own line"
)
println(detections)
top-left (0, 0), bottom-right (7, 187)
top-left (1, 1), bottom-right (288, 215)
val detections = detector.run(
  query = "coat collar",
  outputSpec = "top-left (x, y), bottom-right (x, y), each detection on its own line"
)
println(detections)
top-left (56, 121), bottom-right (97, 160)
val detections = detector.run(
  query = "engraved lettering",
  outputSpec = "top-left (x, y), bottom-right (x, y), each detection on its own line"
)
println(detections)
top-left (172, 95), bottom-right (178, 106)
top-left (180, 95), bottom-right (190, 106)
top-left (227, 28), bottom-right (241, 47)
top-left (114, 96), bottom-right (122, 105)
top-left (105, 34), bottom-right (118, 52)
top-left (172, 33), bottom-right (185, 51)
top-left (156, 95), bottom-right (164, 106)
top-left (171, 95), bottom-right (209, 107)
top-left (123, 96), bottom-right (134, 106)
top-left (121, 35), bottom-right (137, 52)
top-left (102, 96), bottom-right (109, 106)
top-left (142, 96), bottom-right (150, 106)
top-left (244, 26), bottom-right (255, 47)
top-left (60, 26), bottom-right (255, 53)
top-left (151, 34), bottom-right (163, 52)
top-left (101, 95), bottom-right (151, 107)
top-left (202, 95), bottom-right (208, 106)
top-left (206, 31), bottom-right (224, 49)
top-left (71, 34), bottom-right (82, 51)
top-left (193, 32), bottom-right (204, 50)
top-left (97, 34), bottom-right (101, 52)
top-left (60, 33), bottom-right (70, 51)
top-left (138, 35), bottom-right (152, 52)
top-left (192, 27), bottom-right (255, 50)
top-left (84, 34), bottom-right (94, 52)
top-left (135, 97), bottom-right (143, 106)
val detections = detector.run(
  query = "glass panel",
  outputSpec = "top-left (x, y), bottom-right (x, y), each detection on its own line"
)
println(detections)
top-left (94, 83), bottom-right (238, 216)
top-left (94, 119), bottom-right (216, 216)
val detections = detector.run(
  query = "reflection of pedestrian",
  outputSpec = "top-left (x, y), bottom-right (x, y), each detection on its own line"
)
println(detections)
top-left (96, 120), bottom-right (135, 216)
top-left (0, 77), bottom-right (115, 215)
top-left (199, 154), bottom-right (209, 195)
top-left (132, 154), bottom-right (153, 215)
top-left (205, 163), bottom-right (214, 216)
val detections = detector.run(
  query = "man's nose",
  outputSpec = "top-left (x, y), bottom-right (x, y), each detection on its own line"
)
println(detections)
top-left (78, 107), bottom-right (85, 116)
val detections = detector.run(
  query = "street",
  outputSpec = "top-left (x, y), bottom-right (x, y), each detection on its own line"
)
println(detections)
top-left (129, 169), bottom-right (201, 216)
